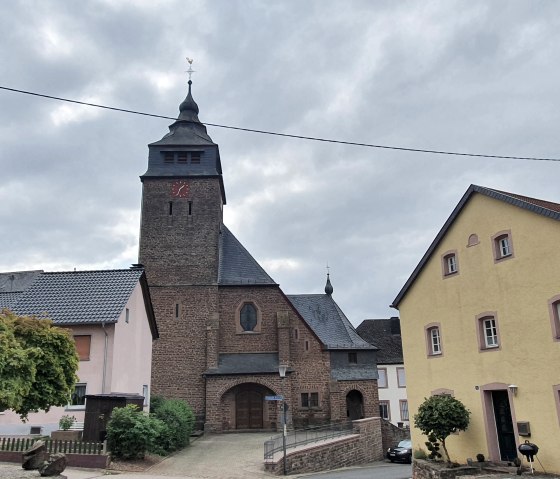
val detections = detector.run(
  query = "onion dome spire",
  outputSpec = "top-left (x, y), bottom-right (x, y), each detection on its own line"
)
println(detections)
top-left (178, 80), bottom-right (200, 122)
top-left (325, 272), bottom-right (333, 296)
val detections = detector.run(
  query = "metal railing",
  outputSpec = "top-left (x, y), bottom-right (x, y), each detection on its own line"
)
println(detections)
top-left (0, 437), bottom-right (105, 455)
top-left (264, 420), bottom-right (354, 460)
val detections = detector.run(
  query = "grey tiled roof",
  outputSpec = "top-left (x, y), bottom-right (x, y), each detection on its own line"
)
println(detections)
top-left (0, 270), bottom-right (42, 293)
top-left (8, 269), bottom-right (151, 327)
top-left (286, 294), bottom-right (375, 350)
top-left (392, 184), bottom-right (560, 308)
top-left (356, 319), bottom-right (404, 364)
top-left (0, 292), bottom-right (22, 309)
top-left (204, 353), bottom-right (280, 375)
top-left (218, 225), bottom-right (277, 285)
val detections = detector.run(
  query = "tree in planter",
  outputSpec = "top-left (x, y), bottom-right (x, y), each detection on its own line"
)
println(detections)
top-left (0, 310), bottom-right (78, 419)
top-left (414, 395), bottom-right (470, 463)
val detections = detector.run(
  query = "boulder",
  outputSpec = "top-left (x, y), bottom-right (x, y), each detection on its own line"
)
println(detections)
top-left (22, 440), bottom-right (47, 470)
top-left (39, 453), bottom-right (68, 477)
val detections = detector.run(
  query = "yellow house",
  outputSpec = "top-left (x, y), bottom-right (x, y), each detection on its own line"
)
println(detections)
top-left (391, 184), bottom-right (560, 473)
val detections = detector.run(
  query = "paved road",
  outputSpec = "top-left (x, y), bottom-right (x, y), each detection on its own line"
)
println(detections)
top-left (1, 432), bottom-right (411, 479)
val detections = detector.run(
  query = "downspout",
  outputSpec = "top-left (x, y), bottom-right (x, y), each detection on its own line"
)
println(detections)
top-left (101, 322), bottom-right (109, 394)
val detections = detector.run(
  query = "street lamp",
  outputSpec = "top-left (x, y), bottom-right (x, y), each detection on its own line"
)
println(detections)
top-left (279, 364), bottom-right (288, 475)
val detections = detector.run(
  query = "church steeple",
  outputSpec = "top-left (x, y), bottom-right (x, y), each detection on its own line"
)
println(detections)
top-left (178, 80), bottom-right (200, 121)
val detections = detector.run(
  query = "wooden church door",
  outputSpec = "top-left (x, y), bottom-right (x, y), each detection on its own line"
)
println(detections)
top-left (236, 389), bottom-right (264, 429)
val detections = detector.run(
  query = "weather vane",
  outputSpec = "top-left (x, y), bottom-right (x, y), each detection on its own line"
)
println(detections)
top-left (186, 57), bottom-right (195, 81)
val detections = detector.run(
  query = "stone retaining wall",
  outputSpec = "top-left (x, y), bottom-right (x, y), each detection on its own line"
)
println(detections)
top-left (413, 459), bottom-right (480, 479)
top-left (265, 417), bottom-right (383, 475)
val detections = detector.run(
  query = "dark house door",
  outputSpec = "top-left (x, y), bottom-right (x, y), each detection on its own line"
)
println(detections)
top-left (346, 390), bottom-right (364, 420)
top-left (492, 390), bottom-right (517, 461)
top-left (236, 389), bottom-right (263, 429)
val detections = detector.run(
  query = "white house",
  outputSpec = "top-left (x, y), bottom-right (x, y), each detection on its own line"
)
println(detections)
top-left (0, 267), bottom-right (158, 436)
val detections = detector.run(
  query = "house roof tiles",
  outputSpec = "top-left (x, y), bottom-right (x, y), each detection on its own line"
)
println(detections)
top-left (356, 318), bottom-right (404, 364)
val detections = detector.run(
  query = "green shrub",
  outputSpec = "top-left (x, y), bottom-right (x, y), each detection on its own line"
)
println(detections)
top-left (149, 395), bottom-right (164, 414)
top-left (151, 398), bottom-right (195, 453)
top-left (106, 405), bottom-right (165, 459)
top-left (59, 415), bottom-right (76, 431)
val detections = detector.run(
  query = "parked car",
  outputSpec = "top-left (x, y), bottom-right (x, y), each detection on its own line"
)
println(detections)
top-left (387, 439), bottom-right (412, 463)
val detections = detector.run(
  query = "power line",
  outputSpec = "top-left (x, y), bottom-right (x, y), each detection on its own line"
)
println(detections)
top-left (1, 85), bottom-right (559, 163)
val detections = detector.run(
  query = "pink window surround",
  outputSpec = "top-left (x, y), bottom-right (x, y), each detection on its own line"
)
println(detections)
top-left (467, 234), bottom-right (480, 247)
top-left (424, 322), bottom-right (443, 358)
top-left (548, 295), bottom-right (560, 341)
top-left (491, 230), bottom-right (514, 263)
top-left (475, 312), bottom-right (501, 352)
top-left (441, 249), bottom-right (459, 277)
top-left (553, 385), bottom-right (560, 427)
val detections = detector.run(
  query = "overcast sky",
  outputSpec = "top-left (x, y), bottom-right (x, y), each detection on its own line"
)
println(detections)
top-left (1, 1), bottom-right (560, 326)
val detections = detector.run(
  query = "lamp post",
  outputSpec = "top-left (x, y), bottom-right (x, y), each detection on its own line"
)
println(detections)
top-left (279, 364), bottom-right (288, 475)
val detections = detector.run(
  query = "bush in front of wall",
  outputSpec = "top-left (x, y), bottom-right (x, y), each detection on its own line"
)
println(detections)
top-left (151, 398), bottom-right (195, 453)
top-left (106, 405), bottom-right (165, 459)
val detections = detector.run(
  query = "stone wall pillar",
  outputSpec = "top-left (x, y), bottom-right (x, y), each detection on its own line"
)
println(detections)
top-left (206, 313), bottom-right (220, 369)
top-left (276, 311), bottom-right (291, 366)
top-left (329, 380), bottom-right (342, 422)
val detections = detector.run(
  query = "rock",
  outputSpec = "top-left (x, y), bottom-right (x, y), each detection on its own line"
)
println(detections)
top-left (22, 440), bottom-right (47, 470)
top-left (39, 453), bottom-right (68, 477)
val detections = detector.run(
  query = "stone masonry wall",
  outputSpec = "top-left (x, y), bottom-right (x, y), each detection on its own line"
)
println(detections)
top-left (265, 417), bottom-right (384, 475)
top-left (381, 419), bottom-right (410, 452)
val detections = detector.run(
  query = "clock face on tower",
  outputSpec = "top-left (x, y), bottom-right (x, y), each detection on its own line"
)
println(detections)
top-left (171, 180), bottom-right (190, 198)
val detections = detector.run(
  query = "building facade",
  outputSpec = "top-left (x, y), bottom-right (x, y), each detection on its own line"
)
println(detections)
top-left (392, 185), bottom-right (560, 473)
top-left (357, 317), bottom-right (409, 427)
top-left (138, 81), bottom-right (379, 432)
top-left (0, 268), bottom-right (157, 435)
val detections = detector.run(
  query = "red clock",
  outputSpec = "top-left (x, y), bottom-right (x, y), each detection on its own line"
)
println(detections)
top-left (171, 180), bottom-right (190, 198)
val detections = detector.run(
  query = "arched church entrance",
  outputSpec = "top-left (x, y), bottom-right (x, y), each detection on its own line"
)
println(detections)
top-left (346, 390), bottom-right (364, 420)
top-left (233, 383), bottom-right (273, 430)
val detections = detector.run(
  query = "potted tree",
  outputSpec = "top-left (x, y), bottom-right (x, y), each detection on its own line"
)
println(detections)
top-left (51, 415), bottom-right (81, 441)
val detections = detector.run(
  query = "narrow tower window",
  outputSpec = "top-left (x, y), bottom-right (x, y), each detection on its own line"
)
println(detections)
top-left (188, 201), bottom-right (193, 216)
top-left (164, 152), bottom-right (174, 163)
top-left (177, 152), bottom-right (188, 163)
top-left (190, 152), bottom-right (201, 164)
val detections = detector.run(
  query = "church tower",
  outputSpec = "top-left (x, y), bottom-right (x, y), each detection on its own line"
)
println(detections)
top-left (138, 79), bottom-right (225, 420)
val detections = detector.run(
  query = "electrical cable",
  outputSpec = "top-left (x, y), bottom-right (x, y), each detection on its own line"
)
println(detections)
top-left (1, 85), bottom-right (559, 162)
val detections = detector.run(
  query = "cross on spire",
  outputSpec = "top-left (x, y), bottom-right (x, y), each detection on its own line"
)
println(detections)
top-left (186, 57), bottom-right (195, 82)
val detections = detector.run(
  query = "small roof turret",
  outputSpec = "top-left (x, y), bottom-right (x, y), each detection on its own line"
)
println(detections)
top-left (325, 273), bottom-right (333, 295)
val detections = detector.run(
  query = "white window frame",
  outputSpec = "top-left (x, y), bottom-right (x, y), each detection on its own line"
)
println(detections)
top-left (67, 383), bottom-right (87, 410)
top-left (483, 318), bottom-right (499, 348)
top-left (377, 368), bottom-right (388, 388)
top-left (399, 400), bottom-right (409, 421)
top-left (397, 367), bottom-right (406, 388)
top-left (379, 401), bottom-right (391, 420)
top-left (430, 327), bottom-right (441, 354)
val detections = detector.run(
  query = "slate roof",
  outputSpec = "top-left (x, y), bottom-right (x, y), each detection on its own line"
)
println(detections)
top-left (356, 318), bottom-right (404, 364)
top-left (218, 224), bottom-right (277, 285)
top-left (204, 353), bottom-right (281, 376)
top-left (286, 294), bottom-right (375, 350)
top-left (392, 184), bottom-right (560, 308)
top-left (3, 269), bottom-right (158, 338)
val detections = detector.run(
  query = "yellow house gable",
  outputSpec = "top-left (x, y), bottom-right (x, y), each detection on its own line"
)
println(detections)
top-left (393, 185), bottom-right (560, 473)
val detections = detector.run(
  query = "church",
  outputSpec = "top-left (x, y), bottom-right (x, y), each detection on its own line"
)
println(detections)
top-left (138, 79), bottom-right (379, 432)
